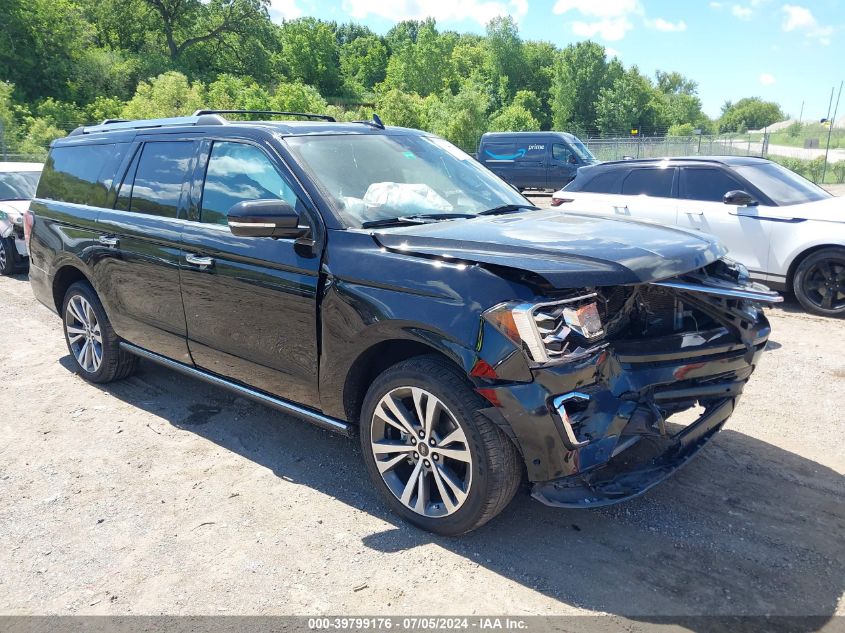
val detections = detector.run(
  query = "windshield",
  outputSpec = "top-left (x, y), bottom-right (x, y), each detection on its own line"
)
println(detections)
top-left (284, 134), bottom-right (529, 227)
top-left (570, 138), bottom-right (597, 163)
top-left (734, 162), bottom-right (831, 206)
top-left (0, 170), bottom-right (41, 201)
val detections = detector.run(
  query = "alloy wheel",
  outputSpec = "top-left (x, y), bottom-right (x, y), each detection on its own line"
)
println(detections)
top-left (65, 295), bottom-right (103, 373)
top-left (803, 258), bottom-right (845, 312)
top-left (370, 387), bottom-right (473, 518)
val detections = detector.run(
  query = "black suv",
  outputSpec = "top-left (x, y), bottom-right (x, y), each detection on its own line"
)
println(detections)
top-left (27, 111), bottom-right (779, 534)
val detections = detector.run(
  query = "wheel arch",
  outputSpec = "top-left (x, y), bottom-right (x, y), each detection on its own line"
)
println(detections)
top-left (341, 339), bottom-right (469, 426)
top-left (52, 264), bottom-right (93, 313)
top-left (786, 243), bottom-right (845, 291)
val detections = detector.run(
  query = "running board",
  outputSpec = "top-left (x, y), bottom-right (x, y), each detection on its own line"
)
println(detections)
top-left (119, 342), bottom-right (351, 436)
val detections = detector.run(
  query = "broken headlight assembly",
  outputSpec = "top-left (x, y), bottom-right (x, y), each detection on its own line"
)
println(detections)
top-left (483, 293), bottom-right (607, 364)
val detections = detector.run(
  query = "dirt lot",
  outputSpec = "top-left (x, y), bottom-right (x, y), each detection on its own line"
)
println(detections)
top-left (1, 257), bottom-right (844, 623)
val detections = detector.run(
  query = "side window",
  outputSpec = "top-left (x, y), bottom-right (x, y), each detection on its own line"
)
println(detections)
top-left (582, 171), bottom-right (622, 194)
top-left (621, 168), bottom-right (675, 198)
top-left (36, 144), bottom-right (117, 206)
top-left (121, 141), bottom-right (195, 218)
top-left (680, 168), bottom-right (745, 202)
top-left (200, 141), bottom-right (299, 226)
top-left (552, 144), bottom-right (573, 162)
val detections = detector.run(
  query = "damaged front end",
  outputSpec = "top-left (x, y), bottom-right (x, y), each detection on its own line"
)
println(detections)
top-left (478, 258), bottom-right (780, 508)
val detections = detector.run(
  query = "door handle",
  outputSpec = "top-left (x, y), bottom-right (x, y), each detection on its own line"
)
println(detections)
top-left (98, 235), bottom-right (119, 247)
top-left (185, 253), bottom-right (214, 268)
top-left (685, 210), bottom-right (704, 216)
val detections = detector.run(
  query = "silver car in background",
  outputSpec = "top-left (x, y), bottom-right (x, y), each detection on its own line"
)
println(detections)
top-left (0, 162), bottom-right (42, 275)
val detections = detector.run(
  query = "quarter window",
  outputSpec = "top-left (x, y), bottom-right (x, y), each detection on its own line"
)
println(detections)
top-left (200, 142), bottom-right (298, 226)
top-left (680, 168), bottom-right (745, 202)
top-left (118, 141), bottom-right (194, 218)
top-left (36, 144), bottom-right (117, 206)
top-left (621, 168), bottom-right (675, 198)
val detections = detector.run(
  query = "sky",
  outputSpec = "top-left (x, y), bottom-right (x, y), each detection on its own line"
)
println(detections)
top-left (267, 0), bottom-right (844, 121)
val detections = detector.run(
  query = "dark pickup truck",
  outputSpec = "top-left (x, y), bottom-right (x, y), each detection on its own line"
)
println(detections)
top-left (26, 111), bottom-right (780, 534)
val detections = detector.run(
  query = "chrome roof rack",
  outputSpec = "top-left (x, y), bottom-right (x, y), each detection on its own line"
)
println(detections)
top-left (192, 109), bottom-right (336, 122)
top-left (70, 114), bottom-right (227, 136)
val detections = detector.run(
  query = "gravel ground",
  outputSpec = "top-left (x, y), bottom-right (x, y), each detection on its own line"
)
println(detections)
top-left (1, 251), bottom-right (844, 622)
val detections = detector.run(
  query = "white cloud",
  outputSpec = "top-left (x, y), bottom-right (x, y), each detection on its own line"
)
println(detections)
top-left (604, 46), bottom-right (621, 58)
top-left (732, 5), bottom-right (753, 19)
top-left (268, 0), bottom-right (303, 20)
top-left (709, 1), bottom-right (723, 7)
top-left (342, 0), bottom-right (529, 26)
top-left (552, 0), bottom-right (641, 18)
top-left (759, 73), bottom-right (776, 85)
top-left (553, 0), bottom-right (641, 40)
top-left (781, 4), bottom-right (833, 44)
top-left (647, 18), bottom-right (687, 32)
top-left (571, 16), bottom-right (634, 40)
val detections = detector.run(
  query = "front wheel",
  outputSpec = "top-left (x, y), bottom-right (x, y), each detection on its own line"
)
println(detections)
top-left (360, 356), bottom-right (522, 535)
top-left (62, 281), bottom-right (138, 383)
top-left (793, 248), bottom-right (845, 317)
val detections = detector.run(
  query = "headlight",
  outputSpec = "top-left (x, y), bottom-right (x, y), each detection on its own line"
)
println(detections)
top-left (483, 293), bottom-right (605, 364)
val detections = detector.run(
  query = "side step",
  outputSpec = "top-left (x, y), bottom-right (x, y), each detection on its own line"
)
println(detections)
top-left (120, 342), bottom-right (351, 436)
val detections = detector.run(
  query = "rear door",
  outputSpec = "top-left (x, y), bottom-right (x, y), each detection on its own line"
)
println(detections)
top-left (93, 138), bottom-right (197, 363)
top-left (178, 138), bottom-right (323, 408)
top-left (616, 167), bottom-right (679, 226)
top-left (675, 166), bottom-right (771, 275)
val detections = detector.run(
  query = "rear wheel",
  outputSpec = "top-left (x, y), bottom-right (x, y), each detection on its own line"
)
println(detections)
top-left (0, 237), bottom-right (16, 275)
top-left (793, 248), bottom-right (845, 317)
top-left (62, 281), bottom-right (138, 383)
top-left (360, 356), bottom-right (522, 535)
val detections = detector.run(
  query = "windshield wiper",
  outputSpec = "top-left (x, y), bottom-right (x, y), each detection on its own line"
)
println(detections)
top-left (361, 213), bottom-right (476, 229)
top-left (477, 204), bottom-right (541, 216)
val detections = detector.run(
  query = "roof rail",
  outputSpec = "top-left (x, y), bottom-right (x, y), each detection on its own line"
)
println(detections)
top-left (192, 109), bottom-right (337, 122)
top-left (70, 114), bottom-right (227, 136)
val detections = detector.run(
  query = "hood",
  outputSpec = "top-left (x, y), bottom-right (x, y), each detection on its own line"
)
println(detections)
top-left (0, 200), bottom-right (29, 218)
top-left (371, 209), bottom-right (726, 287)
top-left (756, 196), bottom-right (844, 223)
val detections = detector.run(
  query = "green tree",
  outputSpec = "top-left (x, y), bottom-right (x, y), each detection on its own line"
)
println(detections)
top-left (340, 36), bottom-right (388, 92)
top-left (719, 97), bottom-right (783, 132)
top-left (270, 82), bottom-right (328, 114)
top-left (426, 79), bottom-right (489, 150)
top-left (550, 41), bottom-right (620, 133)
top-left (17, 118), bottom-right (67, 159)
top-left (275, 18), bottom-right (343, 97)
top-left (382, 19), bottom-right (454, 96)
top-left (485, 16), bottom-right (524, 101)
top-left (207, 74), bottom-right (272, 111)
top-left (595, 66), bottom-right (667, 135)
top-left (121, 71), bottom-right (206, 118)
top-left (374, 89), bottom-right (427, 130)
top-left (489, 104), bottom-right (539, 132)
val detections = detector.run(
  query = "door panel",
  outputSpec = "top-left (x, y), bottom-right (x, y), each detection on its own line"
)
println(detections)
top-left (617, 167), bottom-right (678, 226)
top-left (92, 140), bottom-right (196, 363)
top-left (179, 140), bottom-right (321, 408)
top-left (675, 167), bottom-right (771, 275)
top-left (547, 143), bottom-right (578, 189)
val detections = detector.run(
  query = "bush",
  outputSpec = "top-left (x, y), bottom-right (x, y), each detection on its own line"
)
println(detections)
top-left (832, 161), bottom-right (845, 184)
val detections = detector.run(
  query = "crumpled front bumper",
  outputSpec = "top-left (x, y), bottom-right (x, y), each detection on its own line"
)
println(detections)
top-left (481, 313), bottom-right (770, 508)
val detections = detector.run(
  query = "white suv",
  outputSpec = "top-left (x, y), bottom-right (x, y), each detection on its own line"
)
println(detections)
top-left (552, 157), bottom-right (845, 316)
top-left (0, 162), bottom-right (42, 275)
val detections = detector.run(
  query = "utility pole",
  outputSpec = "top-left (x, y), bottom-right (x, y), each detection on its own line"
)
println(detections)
top-left (798, 100), bottom-right (804, 124)
top-left (822, 81), bottom-right (843, 184)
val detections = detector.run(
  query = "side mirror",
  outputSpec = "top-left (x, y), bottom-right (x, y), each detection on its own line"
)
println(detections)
top-left (723, 190), bottom-right (758, 207)
top-left (227, 199), bottom-right (308, 239)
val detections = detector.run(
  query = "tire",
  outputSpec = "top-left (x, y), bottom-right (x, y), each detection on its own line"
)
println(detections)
top-left (792, 248), bottom-right (845, 317)
top-left (359, 355), bottom-right (522, 535)
top-left (61, 281), bottom-right (138, 383)
top-left (0, 237), bottom-right (16, 275)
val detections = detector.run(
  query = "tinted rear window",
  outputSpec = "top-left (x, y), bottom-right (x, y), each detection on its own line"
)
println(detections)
top-left (621, 168), bottom-right (675, 198)
top-left (578, 170), bottom-right (622, 193)
top-left (122, 141), bottom-right (194, 218)
top-left (680, 168), bottom-right (745, 202)
top-left (37, 144), bottom-right (117, 206)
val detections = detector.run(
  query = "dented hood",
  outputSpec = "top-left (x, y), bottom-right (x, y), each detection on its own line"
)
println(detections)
top-left (372, 209), bottom-right (726, 287)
